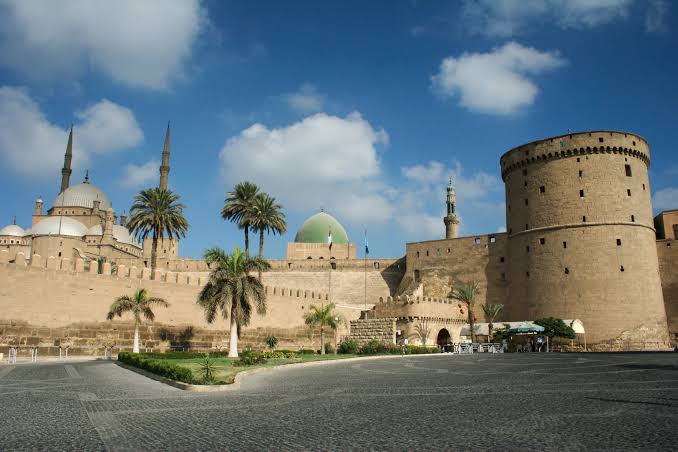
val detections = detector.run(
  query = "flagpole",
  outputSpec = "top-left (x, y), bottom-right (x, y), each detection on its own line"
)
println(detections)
top-left (364, 230), bottom-right (367, 313)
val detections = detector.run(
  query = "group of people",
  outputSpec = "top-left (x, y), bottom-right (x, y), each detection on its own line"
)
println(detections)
top-left (518, 335), bottom-right (546, 352)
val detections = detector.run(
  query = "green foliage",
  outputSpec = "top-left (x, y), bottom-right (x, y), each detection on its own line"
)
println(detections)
top-left (106, 288), bottom-right (169, 326)
top-left (201, 355), bottom-right (216, 384)
top-left (338, 339), bottom-right (359, 354)
top-left (481, 303), bottom-right (504, 322)
top-left (324, 343), bottom-right (335, 354)
top-left (118, 352), bottom-right (194, 384)
top-left (234, 351), bottom-right (268, 366)
top-left (358, 340), bottom-right (400, 355)
top-left (265, 335), bottom-right (279, 350)
top-left (260, 350), bottom-right (297, 359)
top-left (222, 181), bottom-right (260, 256)
top-left (297, 349), bottom-right (316, 355)
top-left (140, 351), bottom-right (206, 359)
top-left (406, 345), bottom-right (441, 355)
top-left (534, 317), bottom-right (576, 339)
top-left (492, 324), bottom-right (512, 342)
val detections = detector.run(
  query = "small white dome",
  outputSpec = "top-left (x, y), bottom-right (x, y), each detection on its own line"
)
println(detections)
top-left (0, 224), bottom-right (25, 237)
top-left (31, 216), bottom-right (88, 237)
top-left (52, 183), bottom-right (112, 210)
top-left (85, 223), bottom-right (140, 248)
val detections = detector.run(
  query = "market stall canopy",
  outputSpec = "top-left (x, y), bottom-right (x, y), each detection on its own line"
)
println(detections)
top-left (507, 322), bottom-right (545, 334)
top-left (461, 321), bottom-right (545, 336)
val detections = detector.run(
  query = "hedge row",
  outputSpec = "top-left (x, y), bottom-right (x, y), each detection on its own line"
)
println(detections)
top-left (118, 352), bottom-right (195, 384)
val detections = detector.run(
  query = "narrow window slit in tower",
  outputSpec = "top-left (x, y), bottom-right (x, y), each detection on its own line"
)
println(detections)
top-left (564, 268), bottom-right (569, 274)
top-left (500, 257), bottom-right (505, 262)
top-left (627, 189), bottom-right (631, 196)
top-left (526, 272), bottom-right (530, 279)
top-left (539, 238), bottom-right (545, 245)
top-left (642, 183), bottom-right (646, 190)
top-left (580, 189), bottom-right (585, 198)
top-left (625, 164), bottom-right (632, 177)
top-left (526, 246), bottom-right (530, 253)
top-left (540, 186), bottom-right (545, 193)
top-left (577, 158), bottom-right (580, 162)
top-left (620, 265), bottom-right (625, 272)
top-left (582, 216), bottom-right (586, 222)
top-left (598, 137), bottom-right (604, 143)
top-left (617, 239), bottom-right (622, 246)
top-left (525, 224), bottom-right (529, 230)
top-left (579, 170), bottom-right (583, 177)
top-left (525, 199), bottom-right (528, 206)
top-left (563, 241), bottom-right (567, 248)
top-left (631, 215), bottom-right (635, 222)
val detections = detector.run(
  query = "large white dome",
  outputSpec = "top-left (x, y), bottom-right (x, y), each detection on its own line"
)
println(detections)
top-left (0, 224), bottom-right (25, 237)
top-left (31, 216), bottom-right (88, 237)
top-left (52, 183), bottom-right (112, 210)
top-left (86, 224), bottom-right (141, 248)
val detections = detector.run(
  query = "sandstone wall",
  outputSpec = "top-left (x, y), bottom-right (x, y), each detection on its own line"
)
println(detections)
top-left (657, 240), bottom-right (678, 339)
top-left (348, 318), bottom-right (396, 346)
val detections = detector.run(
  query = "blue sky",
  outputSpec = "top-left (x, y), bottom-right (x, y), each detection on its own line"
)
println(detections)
top-left (1, 0), bottom-right (677, 259)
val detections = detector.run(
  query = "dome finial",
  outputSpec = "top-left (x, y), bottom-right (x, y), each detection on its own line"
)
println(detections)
top-left (84, 169), bottom-right (90, 184)
top-left (12, 215), bottom-right (16, 225)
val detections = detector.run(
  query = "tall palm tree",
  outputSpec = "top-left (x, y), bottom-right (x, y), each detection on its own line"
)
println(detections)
top-left (451, 281), bottom-right (480, 343)
top-left (481, 303), bottom-right (504, 343)
top-left (127, 188), bottom-right (189, 278)
top-left (303, 303), bottom-right (345, 355)
top-left (249, 193), bottom-right (287, 279)
top-left (197, 247), bottom-right (270, 357)
top-left (106, 288), bottom-right (169, 353)
top-left (222, 182), bottom-right (259, 257)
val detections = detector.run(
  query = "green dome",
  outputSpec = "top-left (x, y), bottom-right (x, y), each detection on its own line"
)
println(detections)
top-left (294, 212), bottom-right (349, 244)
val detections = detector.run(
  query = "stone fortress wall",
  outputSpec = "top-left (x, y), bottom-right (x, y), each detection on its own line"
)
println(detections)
top-left (657, 240), bottom-right (678, 337)
top-left (0, 254), bottom-right (387, 355)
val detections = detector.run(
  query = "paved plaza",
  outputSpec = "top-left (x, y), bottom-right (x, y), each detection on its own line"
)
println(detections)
top-left (1, 353), bottom-right (677, 450)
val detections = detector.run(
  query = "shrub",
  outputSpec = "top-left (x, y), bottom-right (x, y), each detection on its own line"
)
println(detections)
top-left (297, 349), bottom-right (316, 355)
top-left (265, 335), bottom-right (279, 350)
top-left (338, 339), bottom-right (359, 354)
top-left (261, 350), bottom-right (297, 359)
top-left (201, 356), bottom-right (216, 384)
top-left (358, 340), bottom-right (400, 355)
top-left (406, 345), bottom-right (441, 355)
top-left (118, 352), bottom-right (194, 384)
top-left (233, 351), bottom-right (267, 366)
top-left (324, 343), bottom-right (335, 354)
top-left (140, 351), bottom-right (206, 360)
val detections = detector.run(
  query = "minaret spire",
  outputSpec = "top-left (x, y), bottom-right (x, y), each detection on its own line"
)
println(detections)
top-left (159, 121), bottom-right (171, 190)
top-left (60, 125), bottom-right (73, 193)
top-left (444, 177), bottom-right (460, 239)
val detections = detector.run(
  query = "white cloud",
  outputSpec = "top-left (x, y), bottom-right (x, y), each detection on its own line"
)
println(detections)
top-left (0, 86), bottom-right (143, 178)
top-left (463, 0), bottom-right (632, 37)
top-left (281, 83), bottom-right (325, 114)
top-left (645, 0), bottom-right (670, 34)
top-left (0, 0), bottom-right (204, 89)
top-left (219, 112), bottom-right (391, 223)
top-left (431, 42), bottom-right (566, 115)
top-left (121, 160), bottom-right (159, 188)
top-left (653, 187), bottom-right (678, 210)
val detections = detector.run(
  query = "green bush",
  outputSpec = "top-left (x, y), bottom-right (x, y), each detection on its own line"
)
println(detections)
top-left (406, 345), bottom-right (441, 355)
top-left (140, 351), bottom-right (206, 360)
top-left (324, 343), bottom-right (335, 354)
top-left (118, 352), bottom-right (195, 384)
top-left (358, 340), bottom-right (400, 355)
top-left (338, 339), bottom-right (359, 354)
top-left (234, 351), bottom-right (268, 366)
top-left (297, 348), bottom-right (316, 355)
top-left (260, 350), bottom-right (297, 359)
top-left (265, 335), bottom-right (279, 350)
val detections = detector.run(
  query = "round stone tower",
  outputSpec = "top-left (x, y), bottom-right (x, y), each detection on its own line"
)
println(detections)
top-left (500, 131), bottom-right (668, 347)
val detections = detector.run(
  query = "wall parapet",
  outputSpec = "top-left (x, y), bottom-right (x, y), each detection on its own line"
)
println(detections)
top-left (373, 295), bottom-right (467, 322)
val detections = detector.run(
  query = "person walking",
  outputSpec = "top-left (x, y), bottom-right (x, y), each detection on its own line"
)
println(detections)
top-left (536, 335), bottom-right (544, 352)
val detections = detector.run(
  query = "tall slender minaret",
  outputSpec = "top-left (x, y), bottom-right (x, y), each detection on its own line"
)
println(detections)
top-left (159, 122), bottom-right (171, 190)
top-left (60, 125), bottom-right (73, 193)
top-left (444, 177), bottom-right (460, 239)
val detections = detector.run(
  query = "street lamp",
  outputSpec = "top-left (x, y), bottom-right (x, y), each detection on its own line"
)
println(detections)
top-left (334, 316), bottom-right (339, 355)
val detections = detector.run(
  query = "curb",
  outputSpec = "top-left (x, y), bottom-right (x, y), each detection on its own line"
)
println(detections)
top-left (114, 353), bottom-right (450, 392)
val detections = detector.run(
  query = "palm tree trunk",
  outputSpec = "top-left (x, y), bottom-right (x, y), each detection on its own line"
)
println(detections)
top-left (151, 230), bottom-right (158, 278)
top-left (320, 325), bottom-right (325, 355)
top-left (244, 225), bottom-right (250, 257)
top-left (133, 323), bottom-right (140, 353)
top-left (488, 322), bottom-right (493, 343)
top-left (468, 304), bottom-right (476, 343)
top-left (258, 229), bottom-right (264, 281)
top-left (228, 317), bottom-right (238, 358)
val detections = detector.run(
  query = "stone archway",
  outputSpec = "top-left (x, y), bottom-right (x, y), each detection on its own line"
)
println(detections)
top-left (436, 328), bottom-right (451, 347)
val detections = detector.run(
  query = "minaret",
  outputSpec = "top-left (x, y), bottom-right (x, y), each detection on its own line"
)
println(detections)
top-left (60, 125), bottom-right (73, 193)
top-left (159, 122), bottom-right (171, 190)
top-left (444, 177), bottom-right (460, 239)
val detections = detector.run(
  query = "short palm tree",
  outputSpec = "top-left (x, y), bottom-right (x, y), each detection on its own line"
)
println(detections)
top-left (481, 303), bottom-right (504, 343)
top-left (196, 247), bottom-right (270, 357)
top-left (127, 188), bottom-right (189, 278)
top-left (106, 288), bottom-right (169, 353)
top-left (451, 281), bottom-right (480, 343)
top-left (249, 193), bottom-right (287, 279)
top-left (303, 303), bottom-right (345, 355)
top-left (222, 182), bottom-right (259, 257)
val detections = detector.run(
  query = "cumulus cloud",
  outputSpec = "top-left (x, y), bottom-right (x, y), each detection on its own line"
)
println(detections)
top-left (121, 160), bottom-right (159, 188)
top-left (431, 42), bottom-right (566, 115)
top-left (281, 83), bottom-right (325, 114)
top-left (463, 0), bottom-right (632, 36)
top-left (0, 0), bottom-right (204, 89)
top-left (653, 187), bottom-right (678, 210)
top-left (645, 0), bottom-right (670, 34)
top-left (0, 86), bottom-right (143, 178)
top-left (219, 112), bottom-right (391, 223)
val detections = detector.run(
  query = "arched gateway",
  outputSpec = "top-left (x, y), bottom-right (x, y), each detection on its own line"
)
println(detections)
top-left (436, 328), bottom-right (451, 347)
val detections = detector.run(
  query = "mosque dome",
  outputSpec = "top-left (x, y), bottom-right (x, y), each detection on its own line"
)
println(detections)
top-left (0, 224), bottom-right (25, 237)
top-left (52, 183), bottom-right (112, 210)
top-left (86, 224), bottom-right (140, 247)
top-left (294, 211), bottom-right (349, 244)
top-left (31, 216), bottom-right (88, 237)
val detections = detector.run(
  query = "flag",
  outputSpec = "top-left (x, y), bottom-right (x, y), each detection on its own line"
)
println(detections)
top-left (328, 227), bottom-right (332, 252)
top-left (364, 230), bottom-right (369, 255)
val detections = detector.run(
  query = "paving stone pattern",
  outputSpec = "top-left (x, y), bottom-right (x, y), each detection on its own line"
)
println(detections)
top-left (1, 353), bottom-right (678, 450)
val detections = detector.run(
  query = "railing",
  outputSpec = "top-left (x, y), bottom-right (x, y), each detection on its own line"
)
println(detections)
top-left (444, 343), bottom-right (504, 354)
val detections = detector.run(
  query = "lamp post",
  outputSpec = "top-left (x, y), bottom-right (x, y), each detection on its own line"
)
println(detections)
top-left (334, 316), bottom-right (339, 355)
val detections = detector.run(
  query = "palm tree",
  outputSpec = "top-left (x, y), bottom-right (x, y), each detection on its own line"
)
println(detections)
top-left (127, 188), bottom-right (189, 278)
top-left (249, 193), bottom-right (287, 279)
top-left (414, 319), bottom-right (432, 346)
top-left (196, 247), bottom-right (270, 357)
top-left (481, 303), bottom-right (504, 343)
top-left (106, 288), bottom-right (169, 353)
top-left (451, 281), bottom-right (480, 343)
top-left (222, 182), bottom-right (259, 257)
top-left (303, 303), bottom-right (345, 355)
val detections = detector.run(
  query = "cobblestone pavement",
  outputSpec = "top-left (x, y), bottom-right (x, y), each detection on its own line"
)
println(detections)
top-left (1, 353), bottom-right (678, 451)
